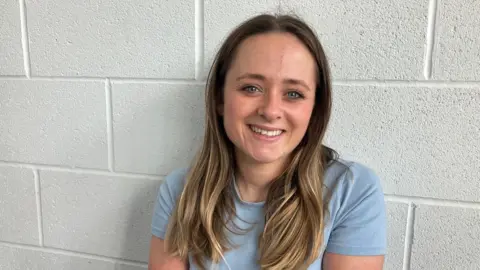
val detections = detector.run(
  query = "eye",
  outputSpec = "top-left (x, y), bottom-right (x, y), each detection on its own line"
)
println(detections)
top-left (242, 85), bottom-right (261, 93)
top-left (286, 91), bottom-right (304, 99)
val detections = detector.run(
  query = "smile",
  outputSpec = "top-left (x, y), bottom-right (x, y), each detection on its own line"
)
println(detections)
top-left (249, 125), bottom-right (284, 137)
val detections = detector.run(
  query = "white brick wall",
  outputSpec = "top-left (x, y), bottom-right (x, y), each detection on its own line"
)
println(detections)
top-left (0, 0), bottom-right (478, 269)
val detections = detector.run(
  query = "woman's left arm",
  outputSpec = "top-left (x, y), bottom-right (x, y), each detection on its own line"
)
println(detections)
top-left (323, 253), bottom-right (384, 270)
top-left (322, 163), bottom-right (387, 270)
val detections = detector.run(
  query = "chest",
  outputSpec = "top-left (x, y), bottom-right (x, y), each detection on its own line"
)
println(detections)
top-left (188, 206), bottom-right (334, 270)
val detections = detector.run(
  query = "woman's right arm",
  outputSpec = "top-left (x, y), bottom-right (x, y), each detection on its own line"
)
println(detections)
top-left (149, 168), bottom-right (190, 269)
top-left (148, 235), bottom-right (188, 270)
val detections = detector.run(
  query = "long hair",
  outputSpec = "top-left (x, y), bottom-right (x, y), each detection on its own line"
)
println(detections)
top-left (164, 13), bottom-right (337, 269)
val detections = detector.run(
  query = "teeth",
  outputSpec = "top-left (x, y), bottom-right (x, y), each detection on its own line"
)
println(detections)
top-left (250, 125), bottom-right (283, 137)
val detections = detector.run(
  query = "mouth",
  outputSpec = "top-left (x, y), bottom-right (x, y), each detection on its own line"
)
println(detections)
top-left (248, 125), bottom-right (285, 137)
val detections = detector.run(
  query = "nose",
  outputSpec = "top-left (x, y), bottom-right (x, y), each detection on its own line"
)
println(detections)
top-left (258, 91), bottom-right (282, 121)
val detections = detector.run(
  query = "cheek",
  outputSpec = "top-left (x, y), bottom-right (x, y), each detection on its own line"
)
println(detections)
top-left (223, 99), bottom-right (240, 124)
top-left (221, 93), bottom-right (244, 136)
top-left (223, 93), bottom-right (250, 122)
top-left (291, 105), bottom-right (314, 131)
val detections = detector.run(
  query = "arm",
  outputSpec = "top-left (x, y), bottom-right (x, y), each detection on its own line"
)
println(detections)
top-left (323, 163), bottom-right (387, 270)
top-left (148, 235), bottom-right (188, 270)
top-left (148, 169), bottom-right (189, 270)
top-left (323, 253), bottom-right (384, 270)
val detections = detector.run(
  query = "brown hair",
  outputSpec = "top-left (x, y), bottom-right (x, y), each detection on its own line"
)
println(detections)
top-left (165, 13), bottom-right (337, 269)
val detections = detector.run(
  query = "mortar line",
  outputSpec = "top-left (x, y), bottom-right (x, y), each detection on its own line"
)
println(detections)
top-left (0, 75), bottom-right (26, 79)
top-left (0, 161), bottom-right (163, 180)
top-left (195, 0), bottom-right (205, 80)
top-left (332, 79), bottom-right (480, 88)
top-left (6, 160), bottom-right (480, 204)
top-left (0, 76), bottom-right (200, 83)
top-left (424, 0), bottom-right (439, 79)
top-left (402, 203), bottom-right (415, 270)
top-left (0, 241), bottom-right (147, 268)
top-left (2, 75), bottom-right (480, 87)
top-left (105, 79), bottom-right (114, 172)
top-left (4, 161), bottom-right (480, 199)
top-left (19, 0), bottom-right (31, 78)
top-left (33, 169), bottom-right (44, 246)
top-left (111, 78), bottom-right (205, 84)
top-left (385, 194), bottom-right (480, 209)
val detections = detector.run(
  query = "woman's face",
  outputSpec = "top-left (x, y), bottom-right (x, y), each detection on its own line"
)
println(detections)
top-left (219, 32), bottom-right (317, 166)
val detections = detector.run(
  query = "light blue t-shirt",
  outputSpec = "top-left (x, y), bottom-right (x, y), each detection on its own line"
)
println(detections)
top-left (151, 159), bottom-right (387, 269)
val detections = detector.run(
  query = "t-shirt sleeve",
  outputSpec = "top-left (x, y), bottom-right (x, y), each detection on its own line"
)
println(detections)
top-left (151, 168), bottom-right (188, 239)
top-left (325, 163), bottom-right (387, 256)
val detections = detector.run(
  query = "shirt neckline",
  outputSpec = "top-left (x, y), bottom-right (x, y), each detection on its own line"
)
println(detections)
top-left (232, 174), bottom-right (265, 208)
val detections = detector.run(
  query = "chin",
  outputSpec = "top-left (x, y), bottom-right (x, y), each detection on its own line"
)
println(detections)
top-left (248, 151), bottom-right (286, 164)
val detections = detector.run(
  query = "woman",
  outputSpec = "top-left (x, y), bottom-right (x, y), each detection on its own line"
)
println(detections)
top-left (148, 13), bottom-right (386, 270)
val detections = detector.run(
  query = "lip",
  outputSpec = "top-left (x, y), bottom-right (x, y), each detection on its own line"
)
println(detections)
top-left (248, 124), bottom-right (285, 132)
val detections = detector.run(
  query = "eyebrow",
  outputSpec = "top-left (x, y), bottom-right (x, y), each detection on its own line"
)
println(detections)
top-left (236, 73), bottom-right (311, 91)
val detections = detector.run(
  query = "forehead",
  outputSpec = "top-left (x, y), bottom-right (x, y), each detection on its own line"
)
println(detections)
top-left (228, 32), bottom-right (317, 85)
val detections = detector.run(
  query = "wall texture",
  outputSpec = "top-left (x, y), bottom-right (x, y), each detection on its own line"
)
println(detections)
top-left (1, 0), bottom-right (479, 269)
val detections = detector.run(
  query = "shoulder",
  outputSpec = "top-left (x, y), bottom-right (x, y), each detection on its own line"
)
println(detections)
top-left (164, 167), bottom-right (189, 187)
top-left (155, 167), bottom-right (190, 212)
top-left (151, 167), bottom-right (190, 238)
top-left (323, 158), bottom-right (386, 227)
top-left (161, 167), bottom-right (190, 199)
top-left (324, 159), bottom-right (383, 195)
top-left (323, 159), bottom-right (387, 255)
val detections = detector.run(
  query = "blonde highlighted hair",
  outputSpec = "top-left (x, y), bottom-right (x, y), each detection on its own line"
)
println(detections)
top-left (165, 13), bottom-right (337, 269)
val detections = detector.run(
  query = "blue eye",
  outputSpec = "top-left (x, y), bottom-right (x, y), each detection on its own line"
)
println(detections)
top-left (243, 86), bottom-right (260, 93)
top-left (287, 91), bottom-right (303, 99)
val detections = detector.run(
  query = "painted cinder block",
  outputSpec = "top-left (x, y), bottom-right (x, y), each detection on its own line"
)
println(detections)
top-left (41, 170), bottom-right (161, 262)
top-left (0, 80), bottom-right (107, 169)
top-left (26, 0), bottom-right (195, 78)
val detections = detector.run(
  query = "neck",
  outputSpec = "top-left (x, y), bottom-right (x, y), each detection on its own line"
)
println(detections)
top-left (234, 153), bottom-right (288, 203)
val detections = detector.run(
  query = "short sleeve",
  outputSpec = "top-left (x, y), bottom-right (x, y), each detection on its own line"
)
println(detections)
top-left (151, 168), bottom-right (188, 239)
top-left (325, 163), bottom-right (387, 256)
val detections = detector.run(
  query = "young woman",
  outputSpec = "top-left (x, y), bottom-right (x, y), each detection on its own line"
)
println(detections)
top-left (148, 14), bottom-right (386, 270)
